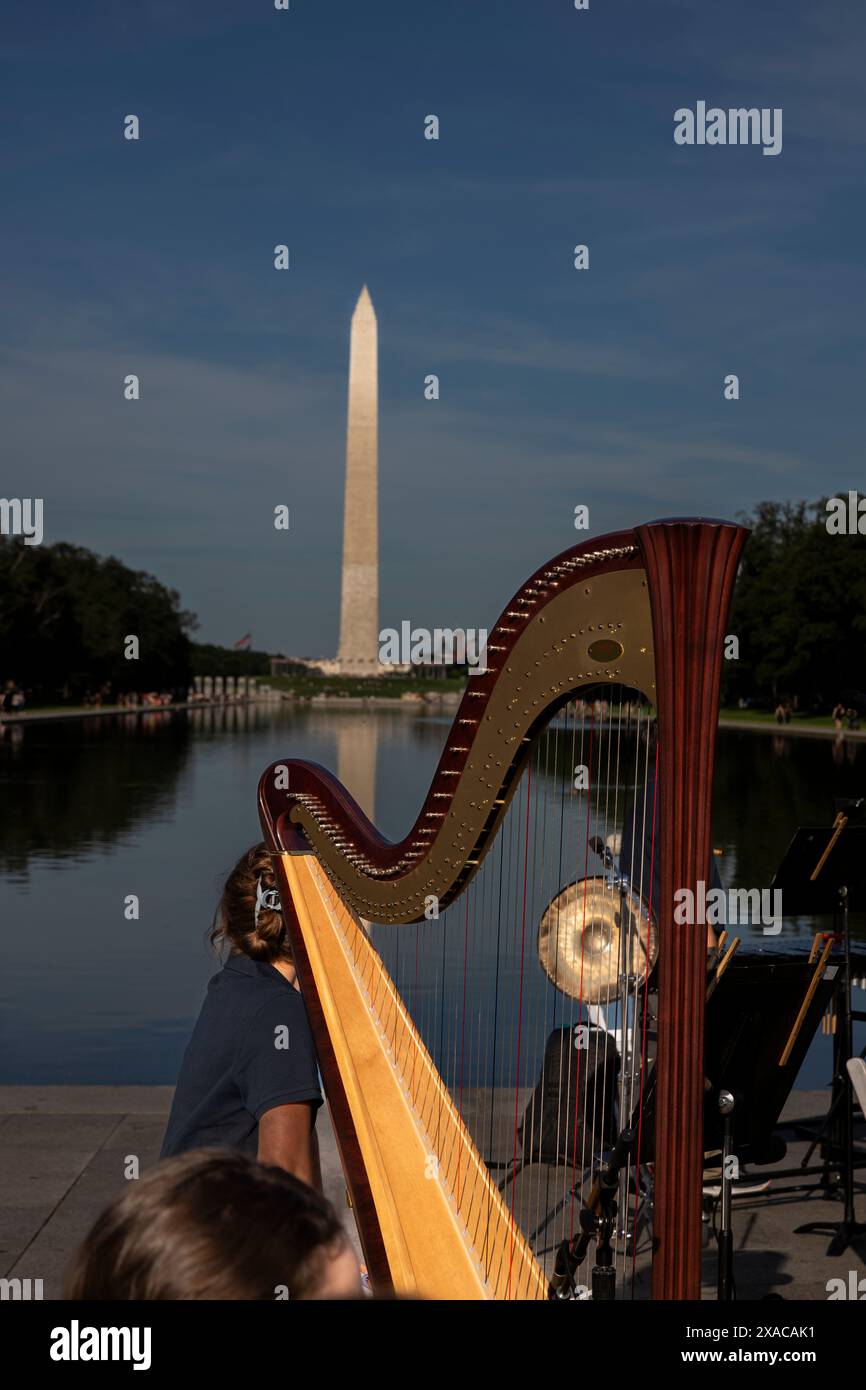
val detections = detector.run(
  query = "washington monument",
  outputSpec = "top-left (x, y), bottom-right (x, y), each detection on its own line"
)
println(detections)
top-left (337, 286), bottom-right (379, 674)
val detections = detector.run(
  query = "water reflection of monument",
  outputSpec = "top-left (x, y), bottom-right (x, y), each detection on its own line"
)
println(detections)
top-left (304, 708), bottom-right (452, 833)
top-left (336, 717), bottom-right (376, 821)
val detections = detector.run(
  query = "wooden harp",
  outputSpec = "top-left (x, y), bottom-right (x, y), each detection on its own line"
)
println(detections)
top-left (258, 518), bottom-right (747, 1300)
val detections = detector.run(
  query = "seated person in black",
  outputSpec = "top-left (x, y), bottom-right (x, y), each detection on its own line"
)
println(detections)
top-left (161, 844), bottom-right (323, 1186)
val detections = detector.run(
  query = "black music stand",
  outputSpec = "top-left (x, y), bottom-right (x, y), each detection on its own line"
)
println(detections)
top-left (771, 822), bottom-right (866, 1257)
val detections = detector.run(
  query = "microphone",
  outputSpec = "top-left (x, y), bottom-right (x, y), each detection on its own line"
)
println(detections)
top-left (590, 836), bottom-right (614, 868)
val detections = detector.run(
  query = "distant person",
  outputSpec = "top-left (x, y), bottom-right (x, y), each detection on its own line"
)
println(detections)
top-left (774, 703), bottom-right (785, 725)
top-left (65, 1149), bottom-right (361, 1300)
top-left (161, 844), bottom-right (323, 1187)
top-left (832, 702), bottom-right (846, 733)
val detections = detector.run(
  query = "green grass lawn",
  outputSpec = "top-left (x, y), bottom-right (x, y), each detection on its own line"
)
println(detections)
top-left (267, 673), bottom-right (465, 699)
top-left (719, 708), bottom-right (835, 729)
top-left (5, 701), bottom-right (178, 717)
top-left (6, 680), bottom-right (463, 715)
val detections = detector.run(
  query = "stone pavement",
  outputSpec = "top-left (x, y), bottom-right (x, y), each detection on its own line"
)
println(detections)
top-left (0, 1086), bottom-right (362, 1299)
top-left (0, 1086), bottom-right (863, 1300)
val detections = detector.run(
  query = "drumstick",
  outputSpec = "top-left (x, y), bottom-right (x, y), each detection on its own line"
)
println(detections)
top-left (779, 938), bottom-right (833, 1067)
top-left (810, 813), bottom-right (847, 882)
top-left (706, 937), bottom-right (740, 1001)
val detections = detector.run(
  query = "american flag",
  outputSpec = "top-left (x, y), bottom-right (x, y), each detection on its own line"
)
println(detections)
top-left (233, 633), bottom-right (252, 651)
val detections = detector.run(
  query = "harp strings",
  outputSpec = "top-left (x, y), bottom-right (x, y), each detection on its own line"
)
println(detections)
top-left (628, 735), bottom-right (659, 1295)
top-left (529, 723), bottom-right (558, 1261)
top-left (369, 688), bottom-right (656, 1297)
top-left (619, 703), bottom-right (654, 1293)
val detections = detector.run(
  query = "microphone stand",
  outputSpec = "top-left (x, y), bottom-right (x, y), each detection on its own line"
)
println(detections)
top-left (796, 882), bottom-right (866, 1254)
top-left (548, 1129), bottom-right (635, 1300)
top-left (717, 1090), bottom-right (736, 1300)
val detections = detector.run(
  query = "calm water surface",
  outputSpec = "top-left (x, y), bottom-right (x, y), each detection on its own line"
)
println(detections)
top-left (0, 706), bottom-right (863, 1086)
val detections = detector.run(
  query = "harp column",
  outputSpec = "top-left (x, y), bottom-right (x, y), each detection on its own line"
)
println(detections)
top-left (337, 286), bottom-right (380, 675)
top-left (636, 518), bottom-right (748, 1300)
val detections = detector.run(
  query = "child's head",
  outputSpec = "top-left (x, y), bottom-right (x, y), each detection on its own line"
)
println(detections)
top-left (211, 842), bottom-right (290, 962)
top-left (65, 1149), bottom-right (361, 1300)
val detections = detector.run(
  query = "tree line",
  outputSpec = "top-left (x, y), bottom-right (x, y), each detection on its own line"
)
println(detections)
top-left (1, 498), bottom-right (864, 709)
top-left (723, 498), bottom-right (866, 711)
top-left (0, 538), bottom-right (270, 704)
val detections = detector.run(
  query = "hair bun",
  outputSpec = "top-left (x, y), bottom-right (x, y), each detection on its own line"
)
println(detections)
top-left (210, 843), bottom-right (291, 964)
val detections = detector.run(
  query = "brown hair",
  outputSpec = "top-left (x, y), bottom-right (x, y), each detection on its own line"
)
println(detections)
top-left (210, 841), bottom-right (290, 963)
top-left (65, 1149), bottom-right (348, 1300)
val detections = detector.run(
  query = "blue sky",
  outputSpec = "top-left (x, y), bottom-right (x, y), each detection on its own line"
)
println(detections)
top-left (2, 0), bottom-right (864, 654)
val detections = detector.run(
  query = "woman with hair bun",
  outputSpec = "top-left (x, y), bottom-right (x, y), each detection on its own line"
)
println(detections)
top-left (161, 844), bottom-right (323, 1186)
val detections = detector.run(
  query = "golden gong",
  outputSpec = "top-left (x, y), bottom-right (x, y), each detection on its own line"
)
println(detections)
top-left (538, 876), bottom-right (658, 1004)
